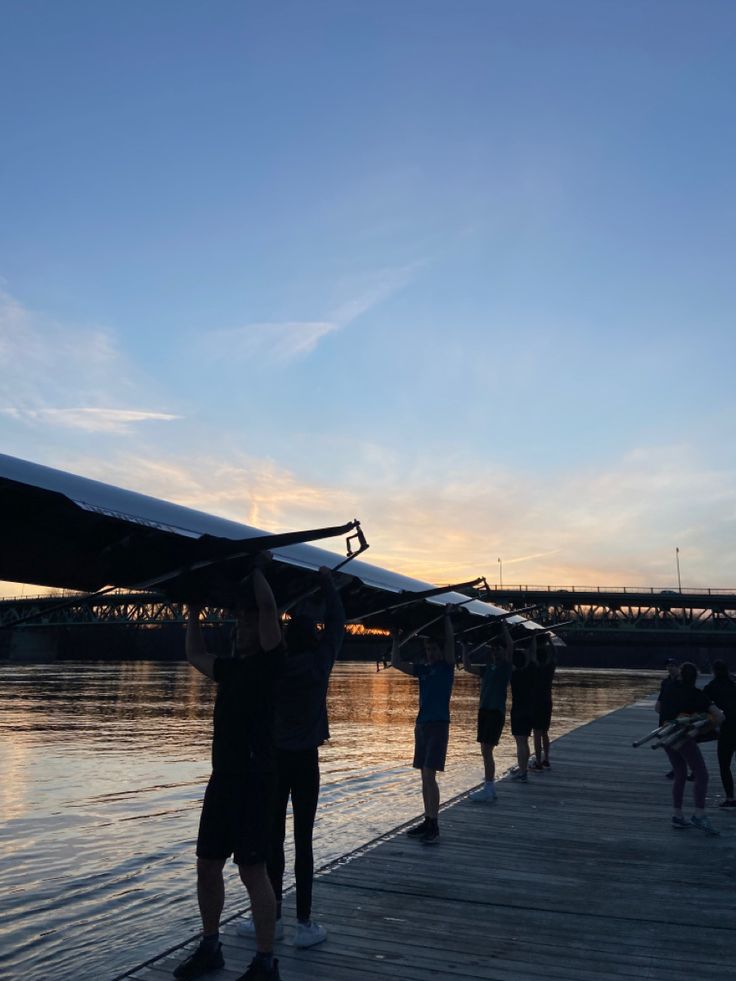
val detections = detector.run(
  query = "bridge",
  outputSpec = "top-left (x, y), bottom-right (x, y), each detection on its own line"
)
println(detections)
top-left (1, 585), bottom-right (735, 631)
top-left (1, 585), bottom-right (735, 664)
top-left (481, 584), bottom-right (736, 633)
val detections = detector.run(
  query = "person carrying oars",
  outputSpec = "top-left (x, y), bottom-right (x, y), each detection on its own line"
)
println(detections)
top-left (659, 661), bottom-right (724, 835)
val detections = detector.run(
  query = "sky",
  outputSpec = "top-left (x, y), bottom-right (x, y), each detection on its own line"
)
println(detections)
top-left (1, 0), bottom-right (735, 595)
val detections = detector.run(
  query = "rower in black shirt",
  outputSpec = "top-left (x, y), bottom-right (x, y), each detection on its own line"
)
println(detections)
top-left (703, 661), bottom-right (736, 809)
top-left (174, 563), bottom-right (284, 981)
top-left (510, 636), bottom-right (538, 783)
top-left (659, 662), bottom-right (723, 836)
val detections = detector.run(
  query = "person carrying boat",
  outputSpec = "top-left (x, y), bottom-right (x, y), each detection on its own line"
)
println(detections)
top-left (174, 562), bottom-right (284, 981)
top-left (509, 635), bottom-right (538, 783)
top-left (530, 635), bottom-right (556, 771)
top-left (464, 622), bottom-right (513, 801)
top-left (237, 567), bottom-right (345, 948)
top-left (703, 660), bottom-right (736, 809)
top-left (659, 661), bottom-right (724, 835)
top-left (391, 610), bottom-right (455, 844)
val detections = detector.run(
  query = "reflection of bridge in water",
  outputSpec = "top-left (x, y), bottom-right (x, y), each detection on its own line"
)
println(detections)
top-left (1, 585), bottom-right (735, 664)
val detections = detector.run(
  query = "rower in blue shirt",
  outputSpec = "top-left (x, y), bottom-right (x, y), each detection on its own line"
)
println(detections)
top-left (390, 611), bottom-right (455, 845)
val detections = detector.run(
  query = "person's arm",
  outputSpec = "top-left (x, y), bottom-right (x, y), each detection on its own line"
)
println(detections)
top-left (320, 566), bottom-right (346, 658)
top-left (252, 566), bottom-right (282, 652)
top-left (497, 623), bottom-right (513, 662)
top-left (527, 634), bottom-right (538, 665)
top-left (390, 629), bottom-right (415, 676)
top-left (655, 679), bottom-right (665, 716)
top-left (462, 643), bottom-right (484, 676)
top-left (185, 605), bottom-right (216, 680)
top-left (442, 610), bottom-right (455, 667)
top-left (709, 703), bottom-right (726, 726)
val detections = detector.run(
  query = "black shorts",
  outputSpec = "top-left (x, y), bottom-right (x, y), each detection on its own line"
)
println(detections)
top-left (413, 721), bottom-right (449, 772)
top-left (510, 709), bottom-right (533, 738)
top-left (477, 708), bottom-right (505, 746)
top-left (196, 770), bottom-right (273, 867)
top-left (532, 700), bottom-right (553, 731)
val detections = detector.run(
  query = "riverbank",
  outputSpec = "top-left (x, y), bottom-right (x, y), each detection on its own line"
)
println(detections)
top-left (126, 698), bottom-right (736, 981)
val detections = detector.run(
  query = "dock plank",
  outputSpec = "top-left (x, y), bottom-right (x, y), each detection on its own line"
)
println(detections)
top-left (125, 699), bottom-right (736, 980)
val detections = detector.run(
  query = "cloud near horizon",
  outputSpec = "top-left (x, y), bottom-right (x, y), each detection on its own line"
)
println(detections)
top-left (9, 442), bottom-right (731, 598)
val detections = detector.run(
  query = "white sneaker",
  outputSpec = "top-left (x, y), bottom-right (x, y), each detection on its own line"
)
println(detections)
top-left (468, 784), bottom-right (496, 803)
top-left (236, 915), bottom-right (284, 940)
top-left (293, 920), bottom-right (327, 948)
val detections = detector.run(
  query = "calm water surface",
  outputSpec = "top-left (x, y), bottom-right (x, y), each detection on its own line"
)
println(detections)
top-left (0, 661), bottom-right (659, 980)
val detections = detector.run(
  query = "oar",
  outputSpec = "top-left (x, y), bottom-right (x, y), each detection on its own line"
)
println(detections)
top-left (348, 578), bottom-right (484, 624)
top-left (633, 721), bottom-right (679, 748)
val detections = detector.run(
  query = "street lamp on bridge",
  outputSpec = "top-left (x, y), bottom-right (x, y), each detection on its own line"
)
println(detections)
top-left (676, 547), bottom-right (682, 593)
top-left (498, 556), bottom-right (503, 588)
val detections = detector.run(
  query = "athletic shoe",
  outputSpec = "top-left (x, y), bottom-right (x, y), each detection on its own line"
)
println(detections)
top-left (690, 815), bottom-right (720, 836)
top-left (529, 761), bottom-right (544, 772)
top-left (236, 956), bottom-right (281, 980)
top-left (671, 815), bottom-right (692, 830)
top-left (407, 818), bottom-right (430, 837)
top-left (542, 760), bottom-right (551, 769)
top-left (510, 771), bottom-right (528, 783)
top-left (173, 940), bottom-right (225, 979)
top-left (468, 784), bottom-right (496, 802)
top-left (686, 773), bottom-right (695, 782)
top-left (293, 920), bottom-right (327, 948)
top-left (718, 800), bottom-right (736, 809)
top-left (236, 916), bottom-right (284, 941)
top-left (420, 821), bottom-right (440, 845)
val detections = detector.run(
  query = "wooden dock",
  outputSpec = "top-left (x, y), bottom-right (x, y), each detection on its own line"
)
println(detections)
top-left (127, 699), bottom-right (736, 981)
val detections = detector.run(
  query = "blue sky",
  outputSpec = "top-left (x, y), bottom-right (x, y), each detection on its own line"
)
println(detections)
top-left (1, 0), bottom-right (735, 592)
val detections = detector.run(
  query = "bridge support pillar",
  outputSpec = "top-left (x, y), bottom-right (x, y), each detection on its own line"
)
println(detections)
top-left (8, 628), bottom-right (59, 663)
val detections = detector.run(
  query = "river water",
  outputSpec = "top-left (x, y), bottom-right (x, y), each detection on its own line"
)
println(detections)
top-left (0, 661), bottom-right (659, 980)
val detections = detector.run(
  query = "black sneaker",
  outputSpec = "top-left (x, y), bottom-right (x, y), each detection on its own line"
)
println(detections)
top-left (407, 818), bottom-right (429, 837)
top-left (173, 940), bottom-right (224, 979)
top-left (542, 760), bottom-right (551, 769)
top-left (686, 772), bottom-right (695, 782)
top-left (420, 820), bottom-right (440, 845)
top-left (236, 956), bottom-right (281, 980)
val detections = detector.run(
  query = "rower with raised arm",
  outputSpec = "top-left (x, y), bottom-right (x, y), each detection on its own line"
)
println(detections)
top-left (174, 560), bottom-right (285, 981)
top-left (464, 622), bottom-right (513, 802)
top-left (509, 634), bottom-right (538, 783)
top-left (391, 608), bottom-right (455, 845)
top-left (237, 566), bottom-right (345, 949)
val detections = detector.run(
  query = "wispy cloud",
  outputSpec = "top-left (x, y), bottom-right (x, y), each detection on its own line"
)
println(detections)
top-left (48, 442), bottom-right (736, 591)
top-left (204, 320), bottom-right (337, 363)
top-left (0, 289), bottom-right (180, 434)
top-left (1, 408), bottom-right (181, 434)
top-left (201, 261), bottom-right (422, 364)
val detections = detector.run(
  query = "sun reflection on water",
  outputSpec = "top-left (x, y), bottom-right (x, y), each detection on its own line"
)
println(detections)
top-left (0, 660), bottom-right (658, 980)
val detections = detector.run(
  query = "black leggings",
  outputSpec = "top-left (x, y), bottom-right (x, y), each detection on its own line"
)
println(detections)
top-left (268, 747), bottom-right (320, 923)
top-left (717, 727), bottom-right (736, 799)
